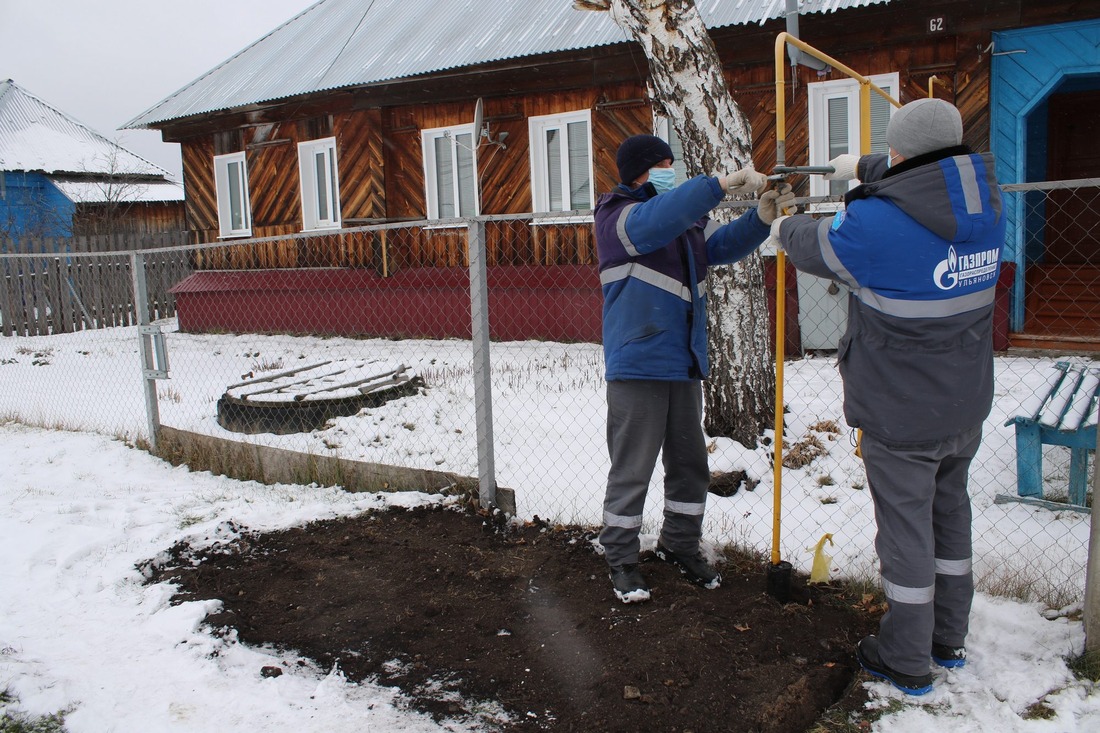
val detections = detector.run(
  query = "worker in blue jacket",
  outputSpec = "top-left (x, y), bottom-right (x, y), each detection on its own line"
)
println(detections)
top-left (769, 98), bottom-right (1007, 694)
top-left (595, 134), bottom-right (793, 604)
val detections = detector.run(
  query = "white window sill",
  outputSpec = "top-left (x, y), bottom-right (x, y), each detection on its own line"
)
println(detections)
top-left (422, 222), bottom-right (470, 231)
top-left (529, 214), bottom-right (594, 226)
top-left (218, 232), bottom-right (253, 240)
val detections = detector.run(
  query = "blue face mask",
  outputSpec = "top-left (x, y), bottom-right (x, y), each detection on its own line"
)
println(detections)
top-left (647, 167), bottom-right (677, 193)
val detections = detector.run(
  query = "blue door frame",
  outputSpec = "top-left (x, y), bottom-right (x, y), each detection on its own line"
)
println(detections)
top-left (991, 18), bottom-right (1100, 331)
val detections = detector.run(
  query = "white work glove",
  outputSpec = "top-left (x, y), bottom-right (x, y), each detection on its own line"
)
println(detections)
top-left (769, 215), bottom-right (790, 248)
top-left (720, 167), bottom-right (767, 195)
top-left (757, 184), bottom-right (796, 225)
top-left (824, 153), bottom-right (859, 181)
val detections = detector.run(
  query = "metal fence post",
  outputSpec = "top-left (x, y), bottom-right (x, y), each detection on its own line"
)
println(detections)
top-left (130, 252), bottom-right (165, 449)
top-left (467, 218), bottom-right (497, 509)
top-left (1085, 425), bottom-right (1100, 653)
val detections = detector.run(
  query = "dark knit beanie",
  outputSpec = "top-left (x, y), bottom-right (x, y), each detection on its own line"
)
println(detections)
top-left (616, 134), bottom-right (675, 185)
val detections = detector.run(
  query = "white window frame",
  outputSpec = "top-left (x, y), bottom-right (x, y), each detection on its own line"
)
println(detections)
top-left (297, 136), bottom-right (342, 231)
top-left (421, 124), bottom-right (480, 220)
top-left (655, 117), bottom-right (688, 183)
top-left (213, 151), bottom-right (252, 238)
top-left (807, 73), bottom-right (899, 201)
top-left (528, 110), bottom-right (594, 217)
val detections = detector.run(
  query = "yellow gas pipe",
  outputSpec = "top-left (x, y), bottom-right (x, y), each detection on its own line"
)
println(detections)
top-left (771, 33), bottom-right (900, 570)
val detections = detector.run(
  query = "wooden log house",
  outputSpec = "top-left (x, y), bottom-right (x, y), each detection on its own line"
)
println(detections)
top-left (124, 0), bottom-right (1100, 350)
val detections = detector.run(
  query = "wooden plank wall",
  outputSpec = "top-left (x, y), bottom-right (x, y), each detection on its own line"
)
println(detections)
top-left (182, 136), bottom-right (219, 238)
top-left (336, 107), bottom-right (386, 223)
top-left (175, 15), bottom-right (1007, 270)
top-left (0, 232), bottom-right (191, 337)
top-left (72, 201), bottom-right (187, 237)
top-left (179, 84), bottom-right (655, 272)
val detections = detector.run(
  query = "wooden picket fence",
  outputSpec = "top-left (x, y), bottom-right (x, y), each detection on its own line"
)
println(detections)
top-left (0, 232), bottom-right (192, 337)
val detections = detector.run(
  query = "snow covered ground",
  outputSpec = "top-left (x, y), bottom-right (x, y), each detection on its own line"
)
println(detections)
top-left (1, 321), bottom-right (1098, 730)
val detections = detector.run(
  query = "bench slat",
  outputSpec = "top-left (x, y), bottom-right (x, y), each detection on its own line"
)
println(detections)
top-left (1037, 369), bottom-right (1082, 429)
top-left (1015, 366), bottom-right (1064, 423)
top-left (1065, 370), bottom-right (1100, 432)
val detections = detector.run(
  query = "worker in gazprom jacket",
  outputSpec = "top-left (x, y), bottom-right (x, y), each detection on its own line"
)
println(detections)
top-left (595, 134), bottom-right (794, 604)
top-left (770, 98), bottom-right (1006, 695)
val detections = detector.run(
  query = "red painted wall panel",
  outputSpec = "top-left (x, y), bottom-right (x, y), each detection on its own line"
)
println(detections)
top-left (170, 261), bottom-right (1013, 352)
top-left (170, 265), bottom-right (604, 342)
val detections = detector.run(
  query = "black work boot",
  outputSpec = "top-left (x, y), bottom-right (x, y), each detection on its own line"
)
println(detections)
top-left (608, 563), bottom-right (651, 604)
top-left (931, 642), bottom-right (967, 668)
top-left (654, 543), bottom-right (721, 589)
top-left (857, 636), bottom-right (934, 696)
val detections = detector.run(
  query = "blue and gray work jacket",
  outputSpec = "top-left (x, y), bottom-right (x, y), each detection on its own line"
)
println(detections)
top-left (775, 147), bottom-right (1007, 446)
top-left (594, 175), bottom-right (770, 381)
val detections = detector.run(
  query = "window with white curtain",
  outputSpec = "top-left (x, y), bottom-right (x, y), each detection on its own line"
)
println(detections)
top-left (213, 151), bottom-right (252, 237)
top-left (807, 73), bottom-right (899, 198)
top-left (297, 137), bottom-right (342, 230)
top-left (421, 125), bottom-right (479, 219)
top-left (529, 110), bottom-right (593, 213)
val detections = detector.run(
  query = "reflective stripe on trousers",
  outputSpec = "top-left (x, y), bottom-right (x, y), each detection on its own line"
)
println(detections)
top-left (860, 426), bottom-right (981, 676)
top-left (599, 379), bottom-right (710, 567)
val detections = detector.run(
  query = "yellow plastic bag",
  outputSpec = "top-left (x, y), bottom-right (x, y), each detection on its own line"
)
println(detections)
top-left (808, 533), bottom-right (834, 584)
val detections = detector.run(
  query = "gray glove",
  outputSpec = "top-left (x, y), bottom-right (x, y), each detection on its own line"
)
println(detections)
top-left (720, 167), bottom-right (767, 195)
top-left (757, 184), bottom-right (796, 225)
top-left (824, 154), bottom-right (859, 181)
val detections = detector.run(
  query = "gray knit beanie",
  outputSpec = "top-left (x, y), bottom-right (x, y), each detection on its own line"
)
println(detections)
top-left (886, 98), bottom-right (963, 159)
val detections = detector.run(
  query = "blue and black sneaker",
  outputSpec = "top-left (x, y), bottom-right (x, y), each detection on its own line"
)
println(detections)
top-left (857, 636), bottom-right (934, 696)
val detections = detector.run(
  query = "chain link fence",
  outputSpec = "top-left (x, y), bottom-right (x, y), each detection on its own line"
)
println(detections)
top-left (0, 182), bottom-right (1096, 608)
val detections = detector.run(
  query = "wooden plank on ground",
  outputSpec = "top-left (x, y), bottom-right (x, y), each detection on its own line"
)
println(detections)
top-left (994, 493), bottom-right (1091, 515)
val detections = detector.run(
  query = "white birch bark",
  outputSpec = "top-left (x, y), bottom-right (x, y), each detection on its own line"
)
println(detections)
top-left (576, 0), bottom-right (775, 447)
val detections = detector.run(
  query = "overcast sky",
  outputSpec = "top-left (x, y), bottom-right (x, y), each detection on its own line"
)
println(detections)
top-left (1, 0), bottom-right (318, 181)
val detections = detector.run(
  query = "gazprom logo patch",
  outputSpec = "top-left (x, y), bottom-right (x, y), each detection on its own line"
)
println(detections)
top-left (933, 246), bottom-right (999, 290)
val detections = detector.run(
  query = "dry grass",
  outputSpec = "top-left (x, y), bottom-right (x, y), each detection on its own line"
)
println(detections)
top-left (783, 433), bottom-right (827, 468)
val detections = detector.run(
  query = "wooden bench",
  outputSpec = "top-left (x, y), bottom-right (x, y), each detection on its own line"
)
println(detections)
top-left (1005, 362), bottom-right (1099, 506)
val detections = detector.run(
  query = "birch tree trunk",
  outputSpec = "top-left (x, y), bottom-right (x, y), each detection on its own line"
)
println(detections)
top-left (576, 0), bottom-right (775, 447)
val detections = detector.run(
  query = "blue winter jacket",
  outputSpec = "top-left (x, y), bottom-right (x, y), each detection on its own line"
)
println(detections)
top-left (775, 147), bottom-right (1007, 445)
top-left (594, 175), bottom-right (770, 381)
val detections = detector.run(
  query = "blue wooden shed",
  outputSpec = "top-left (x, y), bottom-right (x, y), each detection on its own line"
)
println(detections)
top-left (0, 80), bottom-right (183, 245)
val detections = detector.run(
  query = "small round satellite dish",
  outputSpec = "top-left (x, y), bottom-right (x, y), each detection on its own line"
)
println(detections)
top-left (473, 98), bottom-right (485, 142)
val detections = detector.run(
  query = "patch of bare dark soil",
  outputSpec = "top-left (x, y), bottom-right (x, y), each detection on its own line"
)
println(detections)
top-left (147, 505), bottom-right (879, 732)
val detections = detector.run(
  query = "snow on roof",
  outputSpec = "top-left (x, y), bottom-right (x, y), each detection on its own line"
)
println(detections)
top-left (124, 0), bottom-right (892, 129)
top-left (48, 178), bottom-right (185, 204)
top-left (0, 79), bottom-right (173, 178)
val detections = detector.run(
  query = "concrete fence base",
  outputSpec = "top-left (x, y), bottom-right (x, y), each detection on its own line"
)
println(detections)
top-left (155, 425), bottom-right (516, 515)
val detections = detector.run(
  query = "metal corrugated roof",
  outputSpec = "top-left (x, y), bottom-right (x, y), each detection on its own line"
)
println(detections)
top-left (124, 0), bottom-right (891, 129)
top-left (0, 80), bottom-right (173, 177)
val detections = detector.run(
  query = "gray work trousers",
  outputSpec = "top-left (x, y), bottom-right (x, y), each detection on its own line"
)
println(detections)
top-left (860, 426), bottom-right (981, 676)
top-left (599, 379), bottom-right (711, 567)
